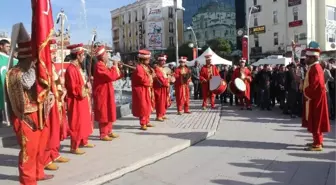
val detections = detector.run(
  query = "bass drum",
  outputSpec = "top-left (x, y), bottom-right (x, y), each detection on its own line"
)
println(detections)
top-left (228, 81), bottom-right (240, 95)
top-left (209, 76), bottom-right (227, 95)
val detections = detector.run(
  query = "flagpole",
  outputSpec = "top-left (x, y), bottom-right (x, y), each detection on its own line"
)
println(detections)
top-left (58, 9), bottom-right (66, 78)
top-left (61, 14), bottom-right (64, 77)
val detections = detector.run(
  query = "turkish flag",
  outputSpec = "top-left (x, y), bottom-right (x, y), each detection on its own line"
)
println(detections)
top-left (31, 0), bottom-right (55, 127)
top-left (242, 36), bottom-right (248, 61)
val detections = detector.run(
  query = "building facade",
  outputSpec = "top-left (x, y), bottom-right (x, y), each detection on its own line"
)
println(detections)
top-left (183, 0), bottom-right (237, 48)
top-left (110, 0), bottom-right (183, 57)
top-left (245, 0), bottom-right (336, 60)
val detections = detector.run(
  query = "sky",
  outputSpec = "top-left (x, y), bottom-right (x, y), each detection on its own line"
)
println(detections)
top-left (0, 0), bottom-right (136, 45)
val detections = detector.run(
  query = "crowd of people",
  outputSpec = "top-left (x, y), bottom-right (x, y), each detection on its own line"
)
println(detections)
top-left (188, 57), bottom-right (336, 120)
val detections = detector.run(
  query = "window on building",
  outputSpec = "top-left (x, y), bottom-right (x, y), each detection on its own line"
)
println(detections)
top-left (169, 7), bottom-right (173, 18)
top-left (327, 6), bottom-right (336, 21)
top-left (274, 32), bottom-right (279, 45)
top-left (293, 7), bottom-right (298, 21)
top-left (213, 30), bottom-right (216, 37)
top-left (327, 31), bottom-right (336, 42)
top-left (273, 0), bottom-right (277, 2)
top-left (254, 34), bottom-right (259, 47)
top-left (254, 16), bottom-right (258, 26)
top-left (142, 8), bottom-right (145, 20)
top-left (135, 11), bottom-right (138, 22)
top-left (169, 36), bottom-right (174, 46)
top-left (273, 11), bottom-right (278, 24)
top-left (169, 22), bottom-right (174, 33)
top-left (189, 34), bottom-right (192, 40)
top-left (205, 31), bottom-right (208, 39)
top-left (253, 0), bottom-right (257, 5)
top-left (128, 12), bottom-right (131, 23)
top-left (196, 32), bottom-right (201, 39)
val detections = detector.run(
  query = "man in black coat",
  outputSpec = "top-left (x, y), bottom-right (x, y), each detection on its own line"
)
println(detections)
top-left (256, 64), bottom-right (272, 110)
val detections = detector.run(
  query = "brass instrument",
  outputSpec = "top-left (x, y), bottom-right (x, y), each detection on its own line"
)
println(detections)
top-left (109, 59), bottom-right (136, 70)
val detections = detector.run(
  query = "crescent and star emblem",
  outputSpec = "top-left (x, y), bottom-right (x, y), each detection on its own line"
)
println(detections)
top-left (43, 0), bottom-right (50, 15)
top-left (0, 66), bottom-right (7, 77)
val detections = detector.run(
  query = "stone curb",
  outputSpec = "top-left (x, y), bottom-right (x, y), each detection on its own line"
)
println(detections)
top-left (78, 129), bottom-right (216, 185)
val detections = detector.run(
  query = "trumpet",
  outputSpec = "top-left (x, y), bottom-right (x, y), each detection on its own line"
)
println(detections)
top-left (109, 59), bottom-right (136, 70)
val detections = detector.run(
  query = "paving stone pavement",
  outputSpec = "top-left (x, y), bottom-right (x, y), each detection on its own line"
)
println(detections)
top-left (104, 105), bottom-right (336, 185)
top-left (0, 100), bottom-right (221, 185)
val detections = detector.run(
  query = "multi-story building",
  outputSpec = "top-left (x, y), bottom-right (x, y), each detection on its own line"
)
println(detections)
top-left (246, 0), bottom-right (336, 60)
top-left (183, 1), bottom-right (236, 47)
top-left (110, 0), bottom-right (183, 58)
top-left (183, 0), bottom-right (237, 48)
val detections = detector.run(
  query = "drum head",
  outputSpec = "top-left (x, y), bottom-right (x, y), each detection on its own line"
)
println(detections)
top-left (209, 76), bottom-right (221, 91)
top-left (234, 78), bottom-right (246, 91)
top-left (163, 67), bottom-right (172, 75)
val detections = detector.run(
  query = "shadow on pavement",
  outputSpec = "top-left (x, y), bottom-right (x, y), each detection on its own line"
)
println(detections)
top-left (134, 131), bottom-right (210, 141)
top-left (194, 139), bottom-right (303, 151)
top-left (211, 158), bottom-right (335, 185)
top-left (0, 154), bottom-right (19, 181)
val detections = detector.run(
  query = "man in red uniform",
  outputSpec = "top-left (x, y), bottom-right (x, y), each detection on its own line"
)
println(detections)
top-left (93, 45), bottom-right (122, 141)
top-left (232, 59), bottom-right (252, 110)
top-left (43, 39), bottom-right (70, 171)
top-left (132, 50), bottom-right (155, 130)
top-left (174, 56), bottom-right (191, 115)
top-left (153, 54), bottom-right (170, 121)
top-left (200, 54), bottom-right (219, 109)
top-left (6, 26), bottom-right (54, 184)
top-left (302, 42), bottom-right (330, 151)
top-left (64, 43), bottom-right (94, 155)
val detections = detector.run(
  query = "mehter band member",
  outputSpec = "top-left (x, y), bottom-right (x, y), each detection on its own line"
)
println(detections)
top-left (174, 56), bottom-right (191, 115)
top-left (153, 54), bottom-right (170, 121)
top-left (43, 39), bottom-right (70, 171)
top-left (65, 43), bottom-right (94, 155)
top-left (132, 50), bottom-right (155, 130)
top-left (232, 59), bottom-right (252, 110)
top-left (6, 25), bottom-right (54, 184)
top-left (302, 41), bottom-right (330, 151)
top-left (200, 53), bottom-right (219, 109)
top-left (93, 45), bottom-right (122, 141)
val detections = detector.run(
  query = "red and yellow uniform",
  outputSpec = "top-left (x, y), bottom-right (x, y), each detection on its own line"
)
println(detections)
top-left (153, 54), bottom-right (170, 121)
top-left (6, 33), bottom-right (53, 184)
top-left (174, 56), bottom-right (191, 114)
top-left (232, 59), bottom-right (252, 109)
top-left (302, 45), bottom-right (330, 151)
top-left (93, 46), bottom-right (122, 141)
top-left (131, 50), bottom-right (154, 130)
top-left (200, 54), bottom-right (219, 109)
top-left (64, 44), bottom-right (94, 154)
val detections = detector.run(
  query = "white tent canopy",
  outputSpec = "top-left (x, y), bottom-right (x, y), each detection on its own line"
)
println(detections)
top-left (252, 57), bottom-right (292, 66)
top-left (186, 47), bottom-right (232, 67)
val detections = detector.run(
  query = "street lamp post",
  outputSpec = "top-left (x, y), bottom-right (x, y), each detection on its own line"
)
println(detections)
top-left (173, 0), bottom-right (185, 66)
top-left (187, 26), bottom-right (198, 57)
top-left (246, 5), bottom-right (258, 64)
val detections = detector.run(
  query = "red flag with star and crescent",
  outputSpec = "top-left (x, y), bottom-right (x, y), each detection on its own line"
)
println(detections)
top-left (31, 0), bottom-right (54, 128)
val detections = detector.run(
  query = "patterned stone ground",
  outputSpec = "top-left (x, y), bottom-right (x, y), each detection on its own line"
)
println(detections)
top-left (0, 100), bottom-right (221, 185)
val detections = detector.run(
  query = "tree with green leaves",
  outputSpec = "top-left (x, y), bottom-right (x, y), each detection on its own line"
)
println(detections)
top-left (203, 38), bottom-right (232, 57)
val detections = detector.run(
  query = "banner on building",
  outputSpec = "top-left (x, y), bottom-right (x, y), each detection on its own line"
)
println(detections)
top-left (147, 21), bottom-right (163, 49)
top-left (162, 0), bottom-right (183, 9)
top-left (147, 3), bottom-right (162, 21)
top-left (0, 53), bottom-right (18, 109)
